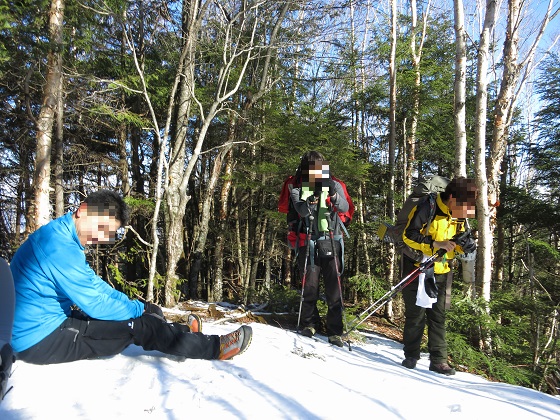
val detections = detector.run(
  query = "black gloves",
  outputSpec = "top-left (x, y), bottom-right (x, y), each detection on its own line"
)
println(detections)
top-left (461, 237), bottom-right (476, 254)
top-left (327, 178), bottom-right (336, 196)
top-left (424, 277), bottom-right (438, 298)
top-left (306, 195), bottom-right (318, 205)
top-left (305, 177), bottom-right (335, 205)
top-left (144, 301), bottom-right (165, 320)
top-left (452, 229), bottom-right (476, 254)
top-left (313, 184), bottom-right (323, 199)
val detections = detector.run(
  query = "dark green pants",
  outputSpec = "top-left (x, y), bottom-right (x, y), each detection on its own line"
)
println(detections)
top-left (401, 256), bottom-right (449, 363)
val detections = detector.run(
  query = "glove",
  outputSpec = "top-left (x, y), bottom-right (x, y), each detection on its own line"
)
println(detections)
top-left (424, 277), bottom-right (438, 299)
top-left (452, 230), bottom-right (476, 254)
top-left (461, 237), bottom-right (476, 254)
top-left (144, 302), bottom-right (165, 320)
top-left (313, 183), bottom-right (323, 198)
top-left (327, 178), bottom-right (336, 196)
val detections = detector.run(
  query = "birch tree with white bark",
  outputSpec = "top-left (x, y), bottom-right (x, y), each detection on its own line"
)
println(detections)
top-left (33, 0), bottom-right (65, 228)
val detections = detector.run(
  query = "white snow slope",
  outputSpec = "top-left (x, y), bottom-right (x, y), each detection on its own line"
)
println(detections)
top-left (1, 304), bottom-right (559, 419)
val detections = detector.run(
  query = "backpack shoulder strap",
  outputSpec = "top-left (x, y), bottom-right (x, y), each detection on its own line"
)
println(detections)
top-left (424, 193), bottom-right (438, 236)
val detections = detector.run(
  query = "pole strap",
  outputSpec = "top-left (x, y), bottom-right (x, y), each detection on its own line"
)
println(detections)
top-left (444, 270), bottom-right (453, 310)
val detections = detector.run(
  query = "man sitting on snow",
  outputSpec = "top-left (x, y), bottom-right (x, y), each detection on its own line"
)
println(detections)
top-left (11, 190), bottom-right (251, 364)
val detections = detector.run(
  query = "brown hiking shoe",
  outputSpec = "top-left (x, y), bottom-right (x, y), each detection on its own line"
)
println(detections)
top-left (187, 313), bottom-right (202, 333)
top-left (218, 325), bottom-right (253, 360)
top-left (429, 362), bottom-right (456, 376)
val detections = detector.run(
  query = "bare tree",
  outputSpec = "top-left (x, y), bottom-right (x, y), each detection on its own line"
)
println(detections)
top-left (488, 0), bottom-right (559, 287)
top-left (188, 1), bottom-right (290, 301)
top-left (473, 0), bottom-right (498, 316)
top-left (123, 1), bottom-right (292, 305)
top-left (475, 0), bottom-right (559, 310)
top-left (405, 0), bottom-right (431, 194)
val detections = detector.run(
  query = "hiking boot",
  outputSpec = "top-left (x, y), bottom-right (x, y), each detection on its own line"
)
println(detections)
top-left (300, 327), bottom-right (316, 338)
top-left (1, 343), bottom-right (14, 401)
top-left (429, 362), bottom-right (456, 376)
top-left (328, 335), bottom-right (344, 348)
top-left (401, 357), bottom-right (418, 369)
top-left (218, 325), bottom-right (253, 360)
top-left (187, 313), bottom-right (202, 333)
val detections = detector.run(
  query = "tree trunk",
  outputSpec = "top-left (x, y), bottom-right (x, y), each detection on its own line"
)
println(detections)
top-left (34, 0), bottom-right (65, 228)
top-left (474, 0), bottom-right (497, 310)
top-left (212, 146), bottom-right (235, 301)
top-left (54, 69), bottom-right (64, 218)
top-left (488, 0), bottom-right (520, 208)
top-left (474, 0), bottom-right (498, 352)
top-left (453, 0), bottom-right (467, 178)
top-left (163, 0), bottom-right (201, 306)
top-left (406, 0), bottom-right (430, 194)
top-left (188, 144), bottom-right (232, 298)
top-left (359, 181), bottom-right (372, 301)
top-left (386, 0), bottom-right (398, 320)
top-left (454, 0), bottom-right (475, 294)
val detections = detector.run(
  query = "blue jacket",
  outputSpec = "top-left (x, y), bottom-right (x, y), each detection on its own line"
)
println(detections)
top-left (11, 212), bottom-right (144, 352)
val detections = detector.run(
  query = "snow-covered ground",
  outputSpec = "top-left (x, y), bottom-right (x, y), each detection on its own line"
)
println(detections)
top-left (1, 304), bottom-right (559, 419)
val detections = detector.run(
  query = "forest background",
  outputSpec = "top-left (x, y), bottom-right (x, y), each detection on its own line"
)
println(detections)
top-left (0, 0), bottom-right (559, 395)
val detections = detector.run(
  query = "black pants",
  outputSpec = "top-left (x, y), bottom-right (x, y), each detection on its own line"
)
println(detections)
top-left (401, 256), bottom-right (448, 363)
top-left (18, 311), bottom-right (220, 365)
top-left (298, 247), bottom-right (343, 336)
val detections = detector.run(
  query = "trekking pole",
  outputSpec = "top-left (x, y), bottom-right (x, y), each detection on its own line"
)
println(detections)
top-left (296, 216), bottom-right (313, 333)
top-left (342, 248), bottom-right (446, 340)
top-left (325, 211), bottom-right (350, 349)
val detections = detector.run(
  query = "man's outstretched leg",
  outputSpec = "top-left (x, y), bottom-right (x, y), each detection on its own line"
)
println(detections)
top-left (19, 312), bottom-right (253, 364)
top-left (133, 314), bottom-right (252, 360)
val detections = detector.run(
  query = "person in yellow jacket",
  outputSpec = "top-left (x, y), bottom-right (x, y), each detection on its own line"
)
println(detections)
top-left (401, 177), bottom-right (477, 375)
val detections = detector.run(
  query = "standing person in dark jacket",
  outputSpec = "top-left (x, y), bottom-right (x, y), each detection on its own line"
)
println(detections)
top-left (401, 177), bottom-right (477, 375)
top-left (11, 190), bottom-right (252, 365)
top-left (290, 151), bottom-right (349, 347)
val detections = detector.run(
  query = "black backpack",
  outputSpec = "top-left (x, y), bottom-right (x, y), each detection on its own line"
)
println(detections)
top-left (377, 175), bottom-right (450, 261)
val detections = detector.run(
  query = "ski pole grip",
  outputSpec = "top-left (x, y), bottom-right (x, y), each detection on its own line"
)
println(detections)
top-left (436, 247), bottom-right (447, 257)
top-left (419, 247), bottom-right (447, 269)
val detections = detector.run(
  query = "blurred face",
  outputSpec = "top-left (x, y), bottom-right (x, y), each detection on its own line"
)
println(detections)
top-left (75, 204), bottom-right (122, 246)
top-left (448, 199), bottom-right (476, 218)
top-left (302, 161), bottom-right (330, 188)
top-left (447, 178), bottom-right (477, 218)
top-left (448, 195), bottom-right (476, 218)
